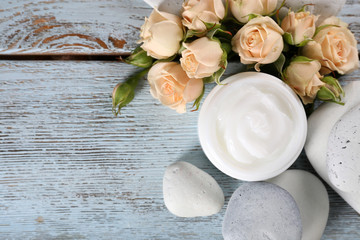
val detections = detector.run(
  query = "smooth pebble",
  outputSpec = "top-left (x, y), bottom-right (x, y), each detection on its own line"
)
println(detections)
top-left (163, 161), bottom-right (224, 217)
top-left (222, 182), bottom-right (302, 240)
top-left (268, 170), bottom-right (329, 240)
top-left (306, 81), bottom-right (360, 213)
top-left (327, 105), bottom-right (360, 193)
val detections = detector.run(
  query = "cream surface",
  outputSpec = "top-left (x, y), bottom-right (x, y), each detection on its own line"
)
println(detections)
top-left (216, 86), bottom-right (293, 164)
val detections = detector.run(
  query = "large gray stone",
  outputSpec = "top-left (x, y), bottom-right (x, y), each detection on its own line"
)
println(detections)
top-left (305, 81), bottom-right (360, 213)
top-left (327, 105), bottom-right (360, 193)
top-left (222, 182), bottom-right (302, 240)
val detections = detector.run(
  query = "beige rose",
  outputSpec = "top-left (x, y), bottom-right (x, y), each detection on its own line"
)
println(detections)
top-left (148, 62), bottom-right (203, 113)
top-left (284, 58), bottom-right (325, 104)
top-left (281, 11), bottom-right (318, 45)
top-left (139, 9), bottom-right (184, 59)
top-left (180, 37), bottom-right (223, 78)
top-left (318, 16), bottom-right (348, 28)
top-left (229, 0), bottom-right (277, 23)
top-left (182, 0), bottom-right (225, 32)
top-left (231, 16), bottom-right (284, 70)
top-left (302, 17), bottom-right (359, 74)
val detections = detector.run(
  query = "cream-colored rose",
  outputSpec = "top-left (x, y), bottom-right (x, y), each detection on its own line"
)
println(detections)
top-left (231, 16), bottom-right (284, 70)
top-left (148, 62), bottom-right (203, 113)
top-left (284, 58), bottom-right (325, 104)
top-left (302, 17), bottom-right (359, 74)
top-left (281, 11), bottom-right (318, 45)
top-left (180, 37), bottom-right (223, 78)
top-left (318, 16), bottom-right (348, 28)
top-left (229, 0), bottom-right (277, 23)
top-left (139, 9), bottom-right (183, 59)
top-left (182, 0), bottom-right (225, 32)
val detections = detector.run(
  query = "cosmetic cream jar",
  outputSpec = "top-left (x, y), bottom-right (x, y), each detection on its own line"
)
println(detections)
top-left (198, 72), bottom-right (307, 181)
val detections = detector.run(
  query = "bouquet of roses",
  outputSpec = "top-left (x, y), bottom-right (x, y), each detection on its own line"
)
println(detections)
top-left (112, 0), bottom-right (359, 115)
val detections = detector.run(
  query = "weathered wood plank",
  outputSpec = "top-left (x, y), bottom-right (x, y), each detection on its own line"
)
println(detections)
top-left (0, 0), bottom-right (359, 55)
top-left (340, 0), bottom-right (360, 50)
top-left (0, 0), bottom-right (151, 55)
top-left (0, 61), bottom-right (359, 239)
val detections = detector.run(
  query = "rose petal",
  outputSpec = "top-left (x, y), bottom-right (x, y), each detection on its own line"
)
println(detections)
top-left (183, 78), bottom-right (203, 102)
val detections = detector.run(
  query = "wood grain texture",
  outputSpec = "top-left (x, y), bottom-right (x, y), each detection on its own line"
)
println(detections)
top-left (0, 0), bottom-right (151, 55)
top-left (0, 61), bottom-right (359, 239)
top-left (341, 0), bottom-right (360, 50)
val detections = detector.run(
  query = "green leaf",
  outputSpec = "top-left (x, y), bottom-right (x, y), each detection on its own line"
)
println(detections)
top-left (207, 27), bottom-right (233, 41)
top-left (153, 55), bottom-right (177, 65)
top-left (203, 76), bottom-right (215, 84)
top-left (203, 60), bottom-right (227, 84)
top-left (184, 29), bottom-right (203, 42)
top-left (112, 68), bottom-right (149, 116)
top-left (202, 37), bottom-right (228, 84)
top-left (273, 53), bottom-right (286, 76)
top-left (221, 42), bottom-right (232, 55)
top-left (125, 46), bottom-right (153, 68)
top-left (224, 0), bottom-right (230, 19)
top-left (283, 32), bottom-right (295, 45)
top-left (215, 60), bottom-right (228, 85)
top-left (191, 83), bottom-right (205, 112)
top-left (291, 56), bottom-right (314, 63)
top-left (178, 44), bottom-right (186, 54)
top-left (296, 38), bottom-right (312, 47)
top-left (247, 13), bottom-right (259, 22)
top-left (203, 22), bottom-right (221, 31)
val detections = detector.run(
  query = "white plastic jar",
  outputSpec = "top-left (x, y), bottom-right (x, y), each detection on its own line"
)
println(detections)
top-left (198, 72), bottom-right (307, 181)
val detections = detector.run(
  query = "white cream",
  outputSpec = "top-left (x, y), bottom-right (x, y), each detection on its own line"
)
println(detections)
top-left (217, 86), bottom-right (294, 164)
top-left (198, 72), bottom-right (307, 181)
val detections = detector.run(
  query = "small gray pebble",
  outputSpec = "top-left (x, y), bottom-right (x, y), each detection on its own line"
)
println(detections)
top-left (222, 182), bottom-right (302, 240)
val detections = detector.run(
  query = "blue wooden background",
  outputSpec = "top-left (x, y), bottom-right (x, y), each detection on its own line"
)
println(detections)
top-left (0, 0), bottom-right (359, 239)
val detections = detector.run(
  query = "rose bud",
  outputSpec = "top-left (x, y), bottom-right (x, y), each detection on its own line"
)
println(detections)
top-left (229, 0), bottom-right (277, 23)
top-left (139, 9), bottom-right (184, 59)
top-left (302, 17), bottom-right (359, 75)
top-left (281, 11), bottom-right (318, 46)
top-left (316, 76), bottom-right (344, 105)
top-left (147, 62), bottom-right (203, 113)
top-left (283, 57), bottom-right (325, 105)
top-left (182, 0), bottom-right (225, 33)
top-left (112, 70), bottom-right (148, 116)
top-left (231, 16), bottom-right (284, 71)
top-left (180, 37), bottom-right (223, 79)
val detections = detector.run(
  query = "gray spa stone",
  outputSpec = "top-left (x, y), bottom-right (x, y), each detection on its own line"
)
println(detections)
top-left (163, 161), bottom-right (224, 217)
top-left (327, 105), bottom-right (360, 193)
top-left (222, 182), bottom-right (302, 240)
top-left (305, 82), bottom-right (360, 213)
